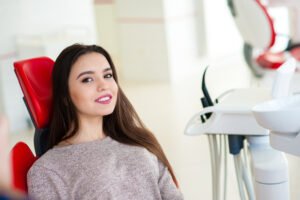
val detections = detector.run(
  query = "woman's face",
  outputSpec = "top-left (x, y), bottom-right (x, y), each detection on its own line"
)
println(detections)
top-left (68, 52), bottom-right (118, 120)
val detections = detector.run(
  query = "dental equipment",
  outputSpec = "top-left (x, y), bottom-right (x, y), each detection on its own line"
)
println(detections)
top-left (228, 0), bottom-right (300, 77)
top-left (185, 59), bottom-right (296, 199)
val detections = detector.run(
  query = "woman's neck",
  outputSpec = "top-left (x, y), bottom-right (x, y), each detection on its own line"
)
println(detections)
top-left (59, 116), bottom-right (106, 146)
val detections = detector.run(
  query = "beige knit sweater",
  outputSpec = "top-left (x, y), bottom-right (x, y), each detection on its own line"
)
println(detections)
top-left (27, 136), bottom-right (184, 200)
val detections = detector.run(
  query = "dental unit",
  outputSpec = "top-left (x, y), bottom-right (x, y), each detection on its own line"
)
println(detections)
top-left (185, 58), bottom-right (297, 200)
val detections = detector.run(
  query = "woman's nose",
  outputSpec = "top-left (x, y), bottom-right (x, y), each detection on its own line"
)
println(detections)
top-left (97, 78), bottom-right (108, 91)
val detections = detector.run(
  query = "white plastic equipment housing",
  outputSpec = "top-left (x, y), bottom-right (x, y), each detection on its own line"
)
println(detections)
top-left (230, 0), bottom-right (274, 49)
top-left (248, 136), bottom-right (288, 184)
top-left (271, 58), bottom-right (296, 98)
top-left (253, 95), bottom-right (300, 133)
top-left (185, 88), bottom-right (271, 136)
top-left (247, 136), bottom-right (289, 200)
top-left (253, 95), bottom-right (300, 156)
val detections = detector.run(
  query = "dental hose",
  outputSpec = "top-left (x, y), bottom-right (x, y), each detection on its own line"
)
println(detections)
top-left (201, 66), bottom-right (254, 200)
top-left (201, 66), bottom-right (228, 200)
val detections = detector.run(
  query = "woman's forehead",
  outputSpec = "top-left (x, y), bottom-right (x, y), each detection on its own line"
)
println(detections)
top-left (71, 52), bottom-right (111, 72)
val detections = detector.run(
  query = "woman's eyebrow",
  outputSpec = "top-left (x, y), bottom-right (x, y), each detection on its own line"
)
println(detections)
top-left (76, 71), bottom-right (94, 79)
top-left (104, 68), bottom-right (112, 72)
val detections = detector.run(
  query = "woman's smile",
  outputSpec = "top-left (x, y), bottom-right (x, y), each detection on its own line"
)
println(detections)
top-left (95, 94), bottom-right (113, 104)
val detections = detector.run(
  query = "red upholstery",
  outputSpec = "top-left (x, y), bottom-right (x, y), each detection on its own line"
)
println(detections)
top-left (256, 52), bottom-right (286, 69)
top-left (253, 1), bottom-right (300, 70)
top-left (11, 57), bottom-right (54, 194)
top-left (11, 142), bottom-right (37, 193)
top-left (253, 0), bottom-right (283, 70)
top-left (256, 46), bottom-right (300, 70)
top-left (14, 57), bottom-right (54, 130)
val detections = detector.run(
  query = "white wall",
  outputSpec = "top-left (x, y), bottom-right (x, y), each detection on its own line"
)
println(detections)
top-left (203, 0), bottom-right (243, 59)
top-left (163, 0), bottom-right (200, 82)
top-left (94, 1), bottom-right (120, 66)
top-left (0, 0), bottom-right (97, 131)
top-left (115, 0), bottom-right (171, 82)
top-left (94, 0), bottom-right (204, 82)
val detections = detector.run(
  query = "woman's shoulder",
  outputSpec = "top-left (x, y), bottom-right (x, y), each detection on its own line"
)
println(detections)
top-left (28, 147), bottom-right (68, 175)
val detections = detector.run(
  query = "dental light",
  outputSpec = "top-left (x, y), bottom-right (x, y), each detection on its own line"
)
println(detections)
top-left (228, 0), bottom-right (300, 77)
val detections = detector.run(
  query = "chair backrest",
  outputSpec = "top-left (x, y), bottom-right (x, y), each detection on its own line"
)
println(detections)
top-left (14, 57), bottom-right (54, 131)
top-left (228, 0), bottom-right (276, 49)
top-left (11, 57), bottom-right (54, 193)
top-left (14, 57), bottom-right (54, 156)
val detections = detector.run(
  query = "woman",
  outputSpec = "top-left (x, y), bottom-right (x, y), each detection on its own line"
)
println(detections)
top-left (27, 44), bottom-right (183, 200)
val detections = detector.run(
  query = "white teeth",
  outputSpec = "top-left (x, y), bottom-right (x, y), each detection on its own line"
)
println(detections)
top-left (99, 97), bottom-right (110, 101)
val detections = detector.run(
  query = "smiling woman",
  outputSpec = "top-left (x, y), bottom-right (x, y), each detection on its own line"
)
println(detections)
top-left (66, 52), bottom-right (118, 138)
top-left (26, 44), bottom-right (184, 200)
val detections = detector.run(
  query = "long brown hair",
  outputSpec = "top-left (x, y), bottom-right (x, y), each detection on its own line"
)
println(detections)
top-left (49, 44), bottom-right (178, 186)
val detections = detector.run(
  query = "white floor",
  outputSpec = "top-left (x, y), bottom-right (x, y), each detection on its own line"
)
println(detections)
top-left (9, 55), bottom-right (300, 200)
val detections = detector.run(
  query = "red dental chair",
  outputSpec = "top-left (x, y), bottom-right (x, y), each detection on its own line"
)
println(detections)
top-left (11, 57), bottom-right (54, 193)
top-left (228, 0), bottom-right (300, 77)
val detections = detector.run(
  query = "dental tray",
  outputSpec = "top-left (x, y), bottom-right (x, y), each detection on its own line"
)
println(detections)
top-left (185, 88), bottom-right (271, 136)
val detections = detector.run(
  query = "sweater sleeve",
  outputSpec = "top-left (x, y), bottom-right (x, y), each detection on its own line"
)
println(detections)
top-left (27, 165), bottom-right (70, 200)
top-left (158, 161), bottom-right (184, 200)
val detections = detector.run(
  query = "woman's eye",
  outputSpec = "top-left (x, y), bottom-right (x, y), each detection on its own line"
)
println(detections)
top-left (104, 73), bottom-right (113, 78)
top-left (82, 77), bottom-right (93, 83)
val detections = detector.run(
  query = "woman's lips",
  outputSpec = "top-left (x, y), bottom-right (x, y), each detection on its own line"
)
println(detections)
top-left (95, 94), bottom-right (112, 104)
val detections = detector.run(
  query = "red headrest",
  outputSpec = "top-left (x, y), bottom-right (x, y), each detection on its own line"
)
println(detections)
top-left (11, 142), bottom-right (37, 193)
top-left (14, 57), bottom-right (54, 130)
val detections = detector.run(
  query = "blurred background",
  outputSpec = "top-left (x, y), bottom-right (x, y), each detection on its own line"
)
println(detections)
top-left (1, 0), bottom-right (299, 199)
